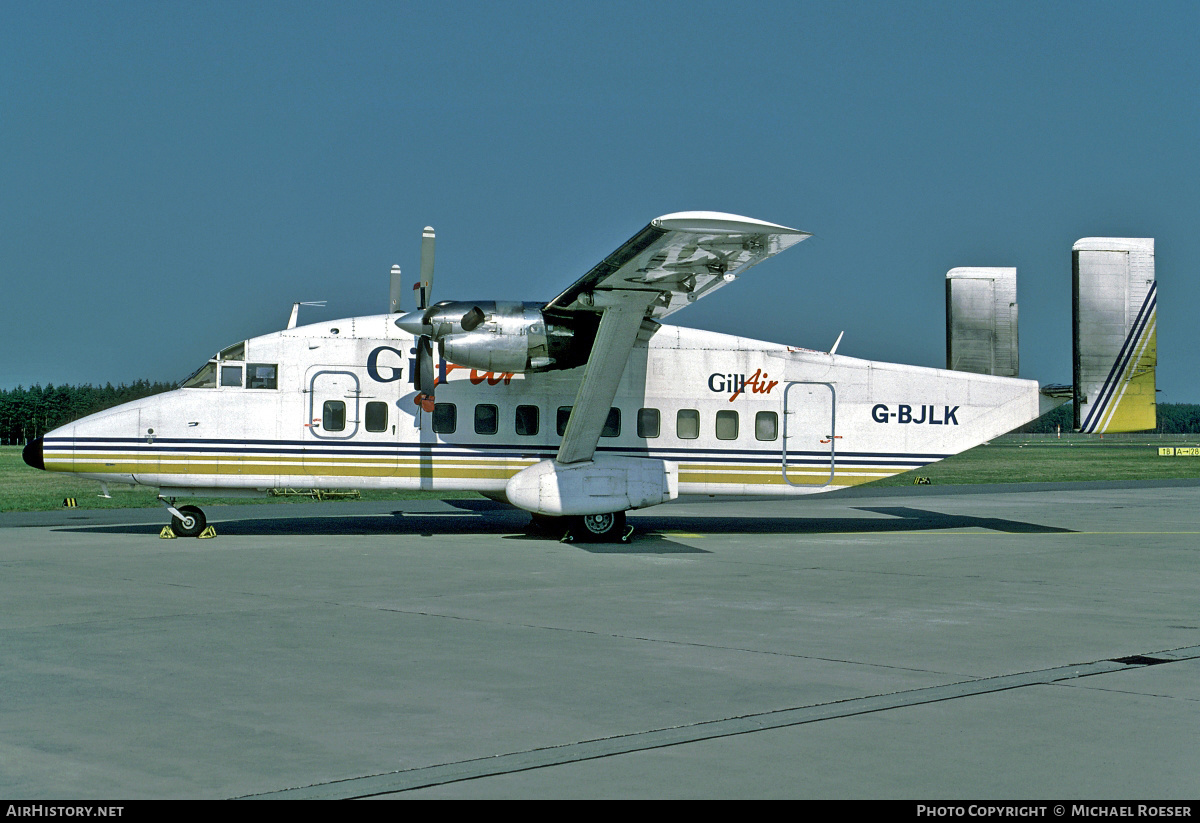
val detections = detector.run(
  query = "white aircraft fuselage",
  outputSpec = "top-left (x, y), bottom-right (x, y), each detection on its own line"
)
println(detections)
top-left (34, 315), bottom-right (1042, 499)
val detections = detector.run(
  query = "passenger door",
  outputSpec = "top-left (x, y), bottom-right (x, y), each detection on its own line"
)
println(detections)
top-left (303, 367), bottom-right (401, 479)
top-left (782, 381), bottom-right (837, 487)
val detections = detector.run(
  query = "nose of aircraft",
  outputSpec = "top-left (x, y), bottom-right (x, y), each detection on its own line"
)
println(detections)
top-left (22, 437), bottom-right (45, 471)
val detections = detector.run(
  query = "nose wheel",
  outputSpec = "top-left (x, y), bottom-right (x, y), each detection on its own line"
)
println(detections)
top-left (159, 496), bottom-right (209, 538)
top-left (171, 505), bottom-right (207, 538)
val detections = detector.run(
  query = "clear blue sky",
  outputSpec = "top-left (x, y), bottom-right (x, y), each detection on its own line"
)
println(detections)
top-left (3, 1), bottom-right (1197, 402)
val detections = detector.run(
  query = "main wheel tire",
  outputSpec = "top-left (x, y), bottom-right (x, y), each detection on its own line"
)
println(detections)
top-left (568, 511), bottom-right (626, 543)
top-left (171, 505), bottom-right (207, 538)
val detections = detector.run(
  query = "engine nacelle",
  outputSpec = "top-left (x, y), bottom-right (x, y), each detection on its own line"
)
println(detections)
top-left (434, 301), bottom-right (550, 373)
top-left (396, 300), bottom-right (594, 373)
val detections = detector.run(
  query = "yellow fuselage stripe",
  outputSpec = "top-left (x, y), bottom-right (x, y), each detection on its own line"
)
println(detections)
top-left (46, 454), bottom-right (909, 486)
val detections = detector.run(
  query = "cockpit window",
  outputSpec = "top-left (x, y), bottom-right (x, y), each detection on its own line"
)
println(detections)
top-left (182, 361), bottom-right (217, 388)
top-left (246, 363), bottom-right (278, 389)
top-left (220, 365), bottom-right (243, 387)
top-left (219, 341), bottom-right (246, 361)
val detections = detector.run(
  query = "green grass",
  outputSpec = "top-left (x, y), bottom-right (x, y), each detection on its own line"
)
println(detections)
top-left (873, 438), bottom-right (1200, 487)
top-left (5, 439), bottom-right (1200, 512)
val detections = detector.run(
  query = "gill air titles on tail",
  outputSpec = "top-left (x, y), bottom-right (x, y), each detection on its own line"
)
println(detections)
top-left (23, 213), bottom-right (1156, 541)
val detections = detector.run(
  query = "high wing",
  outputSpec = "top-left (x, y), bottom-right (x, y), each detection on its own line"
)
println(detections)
top-left (545, 212), bottom-right (810, 320)
top-left (552, 213), bottom-right (810, 465)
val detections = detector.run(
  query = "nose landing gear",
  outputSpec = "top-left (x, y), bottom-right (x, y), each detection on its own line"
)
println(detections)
top-left (158, 497), bottom-right (212, 539)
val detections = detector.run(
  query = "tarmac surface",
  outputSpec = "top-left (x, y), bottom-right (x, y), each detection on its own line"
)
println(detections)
top-left (1, 480), bottom-right (1198, 799)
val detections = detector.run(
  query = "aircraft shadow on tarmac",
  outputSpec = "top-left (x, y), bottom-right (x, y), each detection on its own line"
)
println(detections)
top-left (53, 501), bottom-right (1074, 552)
top-left (630, 506), bottom-right (1075, 537)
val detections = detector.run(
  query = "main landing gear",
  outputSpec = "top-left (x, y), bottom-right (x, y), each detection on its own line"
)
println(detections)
top-left (530, 511), bottom-right (633, 543)
top-left (158, 497), bottom-right (212, 539)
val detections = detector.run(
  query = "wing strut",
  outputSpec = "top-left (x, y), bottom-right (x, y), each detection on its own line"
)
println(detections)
top-left (556, 291), bottom-right (657, 465)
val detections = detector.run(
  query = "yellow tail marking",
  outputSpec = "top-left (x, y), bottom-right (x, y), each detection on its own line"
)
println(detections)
top-left (1096, 313), bottom-right (1157, 433)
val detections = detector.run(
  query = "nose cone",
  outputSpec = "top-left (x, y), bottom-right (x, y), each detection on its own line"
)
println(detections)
top-left (394, 309), bottom-right (430, 336)
top-left (22, 437), bottom-right (44, 471)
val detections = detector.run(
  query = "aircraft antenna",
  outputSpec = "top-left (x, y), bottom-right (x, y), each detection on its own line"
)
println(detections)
top-left (286, 301), bottom-right (327, 330)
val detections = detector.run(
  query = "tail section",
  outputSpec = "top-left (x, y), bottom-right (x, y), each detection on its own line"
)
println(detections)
top-left (945, 267), bottom-right (1019, 377)
top-left (1073, 238), bottom-right (1156, 433)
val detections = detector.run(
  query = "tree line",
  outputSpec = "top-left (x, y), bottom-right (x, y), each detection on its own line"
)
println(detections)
top-left (3, 381), bottom-right (1200, 445)
top-left (0, 381), bottom-right (174, 445)
top-left (1018, 402), bottom-right (1200, 434)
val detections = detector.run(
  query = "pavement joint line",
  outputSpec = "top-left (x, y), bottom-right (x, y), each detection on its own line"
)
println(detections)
top-left (243, 645), bottom-right (1200, 799)
top-left (369, 606), bottom-right (951, 675)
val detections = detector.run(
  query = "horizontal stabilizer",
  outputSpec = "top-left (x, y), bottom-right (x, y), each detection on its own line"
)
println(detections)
top-left (1039, 384), bottom-right (1073, 418)
top-left (1073, 238), bottom-right (1156, 433)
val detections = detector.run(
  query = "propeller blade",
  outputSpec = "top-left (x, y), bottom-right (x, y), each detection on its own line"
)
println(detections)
top-left (418, 226), bottom-right (435, 310)
top-left (389, 264), bottom-right (403, 313)
top-left (415, 336), bottom-right (436, 396)
top-left (460, 305), bottom-right (486, 332)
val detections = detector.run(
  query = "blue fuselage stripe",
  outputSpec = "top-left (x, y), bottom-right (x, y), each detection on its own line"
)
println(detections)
top-left (44, 436), bottom-right (948, 465)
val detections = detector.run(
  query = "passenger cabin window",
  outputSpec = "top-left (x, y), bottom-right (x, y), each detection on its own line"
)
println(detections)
top-left (515, 405), bottom-right (539, 436)
top-left (247, 363), bottom-right (278, 389)
top-left (755, 411), bottom-right (779, 441)
top-left (323, 401), bottom-right (346, 432)
top-left (677, 409), bottom-right (699, 440)
top-left (556, 406), bottom-right (619, 437)
top-left (716, 409), bottom-right (739, 440)
top-left (637, 408), bottom-right (660, 439)
top-left (182, 361), bottom-right (217, 388)
top-left (432, 403), bottom-right (457, 434)
top-left (220, 366), bottom-right (243, 387)
top-left (475, 404), bottom-right (498, 435)
top-left (365, 401), bottom-right (388, 433)
top-left (601, 408), bottom-right (620, 437)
